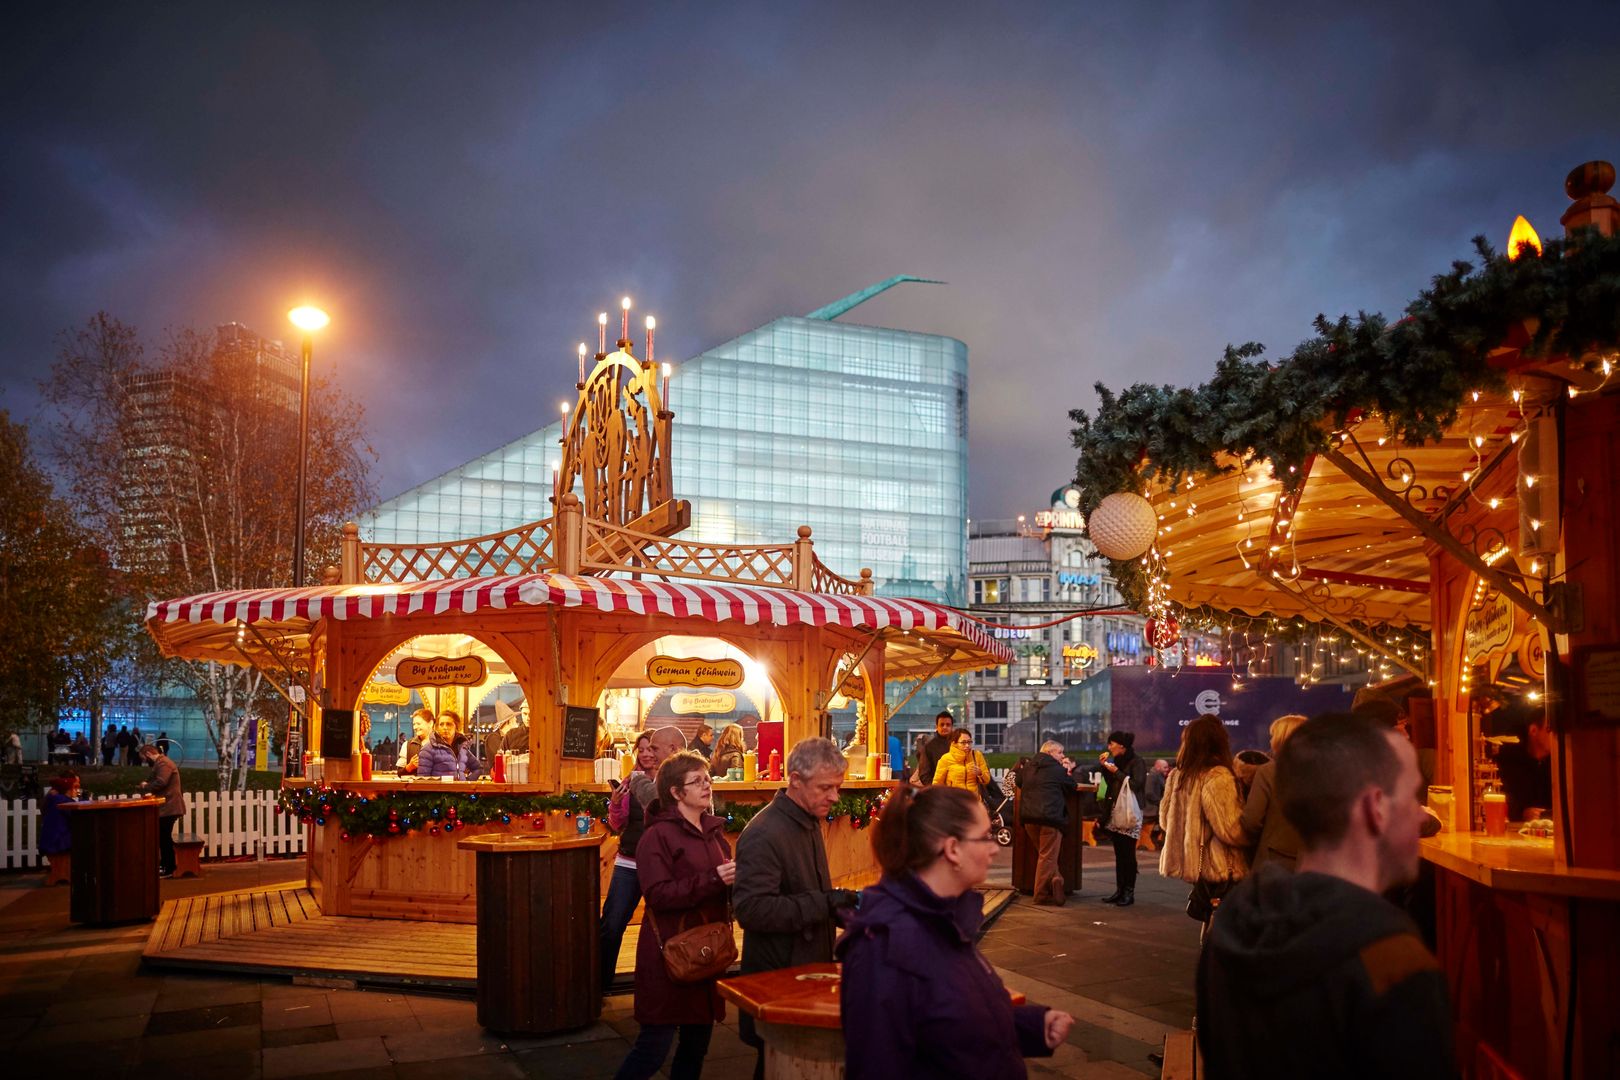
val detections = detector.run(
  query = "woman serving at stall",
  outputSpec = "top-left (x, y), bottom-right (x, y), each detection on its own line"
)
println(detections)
top-left (416, 711), bottom-right (481, 780)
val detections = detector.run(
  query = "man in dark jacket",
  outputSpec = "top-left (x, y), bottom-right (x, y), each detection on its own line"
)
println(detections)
top-left (137, 742), bottom-right (186, 876)
top-left (914, 711), bottom-right (955, 786)
top-left (1015, 740), bottom-right (1078, 905)
top-left (734, 737), bottom-right (858, 1079)
top-left (1197, 712), bottom-right (1453, 1078)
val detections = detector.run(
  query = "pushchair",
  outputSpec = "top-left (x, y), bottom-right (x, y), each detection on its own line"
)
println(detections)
top-left (986, 772), bottom-right (1016, 847)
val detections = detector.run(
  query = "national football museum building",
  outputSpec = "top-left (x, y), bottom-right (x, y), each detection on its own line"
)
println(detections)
top-left (362, 277), bottom-right (970, 731)
top-left (366, 278), bottom-right (967, 603)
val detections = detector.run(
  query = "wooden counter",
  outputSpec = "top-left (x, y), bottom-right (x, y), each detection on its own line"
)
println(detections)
top-left (300, 781), bottom-right (885, 922)
top-left (1421, 833), bottom-right (1620, 901)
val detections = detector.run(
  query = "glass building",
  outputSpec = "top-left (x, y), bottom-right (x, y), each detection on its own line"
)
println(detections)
top-left (362, 279), bottom-right (970, 733)
top-left (365, 282), bottom-right (968, 605)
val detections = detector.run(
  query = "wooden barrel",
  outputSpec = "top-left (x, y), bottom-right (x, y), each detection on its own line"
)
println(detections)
top-left (63, 798), bottom-right (163, 925)
top-left (458, 831), bottom-right (605, 1034)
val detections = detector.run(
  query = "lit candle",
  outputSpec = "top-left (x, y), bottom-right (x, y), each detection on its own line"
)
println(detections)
top-left (661, 361), bottom-right (671, 406)
top-left (597, 312), bottom-right (607, 354)
top-left (577, 342), bottom-right (586, 384)
top-left (645, 315), bottom-right (656, 365)
top-left (621, 296), bottom-right (631, 342)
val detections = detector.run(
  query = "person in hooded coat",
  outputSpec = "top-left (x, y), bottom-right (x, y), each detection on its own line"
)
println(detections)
top-left (615, 751), bottom-right (735, 1080)
top-left (838, 784), bottom-right (1073, 1080)
top-left (1198, 712), bottom-right (1452, 1078)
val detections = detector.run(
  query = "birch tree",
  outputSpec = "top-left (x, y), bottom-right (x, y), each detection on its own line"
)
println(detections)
top-left (43, 314), bottom-right (376, 790)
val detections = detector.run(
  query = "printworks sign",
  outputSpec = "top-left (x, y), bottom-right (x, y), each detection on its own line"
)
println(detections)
top-left (646, 656), bottom-right (745, 689)
top-left (395, 655), bottom-right (487, 688)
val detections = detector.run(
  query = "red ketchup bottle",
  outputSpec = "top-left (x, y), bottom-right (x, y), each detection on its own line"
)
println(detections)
top-left (769, 749), bottom-right (782, 781)
top-left (360, 750), bottom-right (373, 782)
top-left (491, 752), bottom-right (506, 783)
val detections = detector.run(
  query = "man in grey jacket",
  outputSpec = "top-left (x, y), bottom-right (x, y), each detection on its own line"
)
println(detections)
top-left (138, 742), bottom-right (186, 876)
top-left (734, 737), bottom-right (858, 1079)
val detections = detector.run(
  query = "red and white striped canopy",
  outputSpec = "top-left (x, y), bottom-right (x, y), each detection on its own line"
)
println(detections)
top-left (145, 572), bottom-right (1013, 671)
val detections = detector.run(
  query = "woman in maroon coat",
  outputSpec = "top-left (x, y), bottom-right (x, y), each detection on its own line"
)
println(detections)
top-left (615, 750), bottom-right (736, 1080)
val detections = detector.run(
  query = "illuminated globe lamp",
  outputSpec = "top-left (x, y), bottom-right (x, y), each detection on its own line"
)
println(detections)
top-left (1087, 492), bottom-right (1158, 561)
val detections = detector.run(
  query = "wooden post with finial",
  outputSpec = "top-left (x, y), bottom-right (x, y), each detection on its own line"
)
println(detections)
top-left (1560, 160), bottom-right (1617, 237)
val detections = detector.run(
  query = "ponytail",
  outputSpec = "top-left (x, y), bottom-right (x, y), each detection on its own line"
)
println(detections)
top-left (871, 782), bottom-right (982, 875)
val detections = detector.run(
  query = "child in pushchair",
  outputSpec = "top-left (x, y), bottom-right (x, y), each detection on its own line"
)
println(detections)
top-left (985, 762), bottom-right (1019, 847)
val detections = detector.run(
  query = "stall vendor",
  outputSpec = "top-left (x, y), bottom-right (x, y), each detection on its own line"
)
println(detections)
top-left (398, 708), bottom-right (433, 775)
top-left (417, 711), bottom-right (482, 780)
top-left (1493, 699), bottom-right (1553, 822)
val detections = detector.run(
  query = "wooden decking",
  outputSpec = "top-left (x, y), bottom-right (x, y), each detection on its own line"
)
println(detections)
top-left (142, 883), bottom-right (1017, 992)
top-left (143, 885), bottom-right (477, 990)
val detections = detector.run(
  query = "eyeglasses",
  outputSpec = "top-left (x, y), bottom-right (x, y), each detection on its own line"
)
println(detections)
top-left (680, 776), bottom-right (713, 789)
top-left (961, 833), bottom-right (998, 845)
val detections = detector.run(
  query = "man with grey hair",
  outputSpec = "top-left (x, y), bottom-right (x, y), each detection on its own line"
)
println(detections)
top-left (1016, 739), bottom-right (1079, 905)
top-left (734, 737), bottom-right (859, 1079)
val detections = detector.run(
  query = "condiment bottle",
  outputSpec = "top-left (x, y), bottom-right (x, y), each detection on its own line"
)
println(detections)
top-left (769, 748), bottom-right (781, 781)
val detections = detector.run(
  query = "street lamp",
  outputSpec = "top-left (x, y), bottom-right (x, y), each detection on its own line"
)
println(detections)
top-left (286, 305), bottom-right (330, 586)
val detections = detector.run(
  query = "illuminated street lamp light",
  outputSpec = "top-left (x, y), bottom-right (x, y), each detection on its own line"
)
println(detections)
top-left (286, 305), bottom-right (330, 586)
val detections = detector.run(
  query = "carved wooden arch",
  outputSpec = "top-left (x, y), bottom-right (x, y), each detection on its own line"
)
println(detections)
top-left (580, 626), bottom-right (795, 726)
top-left (334, 626), bottom-right (542, 744)
top-left (554, 349), bottom-right (671, 526)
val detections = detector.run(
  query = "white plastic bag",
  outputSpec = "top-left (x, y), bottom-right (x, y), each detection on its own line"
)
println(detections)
top-left (1109, 777), bottom-right (1143, 838)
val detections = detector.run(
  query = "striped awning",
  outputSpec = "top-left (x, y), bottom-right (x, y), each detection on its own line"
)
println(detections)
top-left (144, 572), bottom-right (1013, 674)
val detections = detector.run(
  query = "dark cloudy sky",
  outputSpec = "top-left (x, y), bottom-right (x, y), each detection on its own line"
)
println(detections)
top-left (4, 1), bottom-right (1617, 520)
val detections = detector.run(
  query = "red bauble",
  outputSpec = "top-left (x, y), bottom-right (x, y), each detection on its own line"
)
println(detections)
top-left (1144, 616), bottom-right (1181, 650)
top-left (387, 823), bottom-right (401, 834)
top-left (430, 825), bottom-right (441, 836)
top-left (446, 806), bottom-right (457, 819)
top-left (341, 832), bottom-right (351, 842)
top-left (532, 817), bottom-right (547, 829)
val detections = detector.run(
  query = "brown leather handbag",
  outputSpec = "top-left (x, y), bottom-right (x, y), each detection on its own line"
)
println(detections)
top-left (648, 839), bottom-right (737, 983)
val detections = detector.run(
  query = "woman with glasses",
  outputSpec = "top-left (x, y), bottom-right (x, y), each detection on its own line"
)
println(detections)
top-left (615, 751), bottom-right (736, 1080)
top-left (837, 784), bottom-right (1074, 1078)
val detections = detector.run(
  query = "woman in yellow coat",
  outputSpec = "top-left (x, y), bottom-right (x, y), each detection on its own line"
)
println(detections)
top-left (933, 730), bottom-right (992, 793)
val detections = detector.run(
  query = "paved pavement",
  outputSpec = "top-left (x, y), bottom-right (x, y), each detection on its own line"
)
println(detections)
top-left (0, 846), bottom-right (1199, 1078)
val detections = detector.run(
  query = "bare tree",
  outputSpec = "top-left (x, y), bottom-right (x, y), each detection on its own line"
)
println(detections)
top-left (42, 314), bottom-right (376, 790)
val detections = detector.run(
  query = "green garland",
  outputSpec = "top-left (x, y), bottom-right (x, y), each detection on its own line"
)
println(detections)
top-left (277, 785), bottom-right (888, 839)
top-left (1069, 231), bottom-right (1620, 608)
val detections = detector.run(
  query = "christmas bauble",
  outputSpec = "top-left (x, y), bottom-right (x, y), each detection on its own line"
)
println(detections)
top-left (1088, 492), bottom-right (1157, 561)
top-left (1145, 615), bottom-right (1181, 649)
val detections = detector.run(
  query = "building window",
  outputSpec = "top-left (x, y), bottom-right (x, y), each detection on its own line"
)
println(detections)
top-left (973, 699), bottom-right (1009, 720)
top-left (974, 578), bottom-right (1003, 604)
top-left (975, 723), bottom-right (1007, 750)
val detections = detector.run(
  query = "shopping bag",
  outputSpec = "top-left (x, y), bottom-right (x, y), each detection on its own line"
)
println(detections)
top-left (1108, 777), bottom-right (1142, 837)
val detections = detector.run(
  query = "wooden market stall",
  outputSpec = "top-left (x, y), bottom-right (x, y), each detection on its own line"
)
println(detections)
top-left (144, 314), bottom-right (1010, 928)
top-left (1070, 162), bottom-right (1620, 1078)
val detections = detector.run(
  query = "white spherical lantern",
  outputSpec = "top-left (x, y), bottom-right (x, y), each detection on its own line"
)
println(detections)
top-left (1088, 492), bottom-right (1158, 561)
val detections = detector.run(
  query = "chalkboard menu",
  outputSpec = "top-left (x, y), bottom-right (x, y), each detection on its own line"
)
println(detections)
top-left (321, 709), bottom-right (355, 759)
top-left (562, 706), bottom-right (599, 760)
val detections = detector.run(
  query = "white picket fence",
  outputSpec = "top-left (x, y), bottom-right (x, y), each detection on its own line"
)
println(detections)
top-left (1, 789), bottom-right (304, 870)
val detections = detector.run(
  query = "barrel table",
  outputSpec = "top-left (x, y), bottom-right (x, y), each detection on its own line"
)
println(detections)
top-left (719, 962), bottom-right (1027, 1079)
top-left (457, 831), bottom-right (606, 1034)
top-left (61, 797), bottom-right (162, 926)
top-left (1010, 786), bottom-right (1092, 897)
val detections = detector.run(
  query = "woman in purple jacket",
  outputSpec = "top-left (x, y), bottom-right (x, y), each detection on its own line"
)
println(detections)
top-left (837, 784), bottom-right (1074, 1079)
top-left (615, 751), bottom-right (736, 1080)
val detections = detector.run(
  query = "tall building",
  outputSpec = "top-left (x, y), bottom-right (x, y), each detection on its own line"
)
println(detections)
top-left (118, 324), bottom-right (301, 575)
top-left (966, 484), bottom-right (1150, 750)
top-left (363, 278), bottom-right (970, 727)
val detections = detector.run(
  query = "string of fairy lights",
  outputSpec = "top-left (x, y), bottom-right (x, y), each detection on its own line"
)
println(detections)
top-left (1114, 344), bottom-right (1620, 692)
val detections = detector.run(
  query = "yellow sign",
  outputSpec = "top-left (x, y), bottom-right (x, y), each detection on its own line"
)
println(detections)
top-left (396, 655), bottom-right (487, 688)
top-left (255, 718), bottom-right (269, 771)
top-left (671, 691), bottom-right (738, 715)
top-left (1518, 632), bottom-right (1546, 681)
top-left (1061, 643), bottom-right (1098, 674)
top-left (362, 681), bottom-right (413, 706)
top-left (646, 656), bottom-right (745, 689)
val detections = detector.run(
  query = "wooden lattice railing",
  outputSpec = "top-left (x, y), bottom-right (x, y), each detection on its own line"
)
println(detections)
top-left (341, 499), bottom-right (873, 595)
top-left (351, 518), bottom-right (557, 583)
top-left (579, 518), bottom-right (798, 588)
